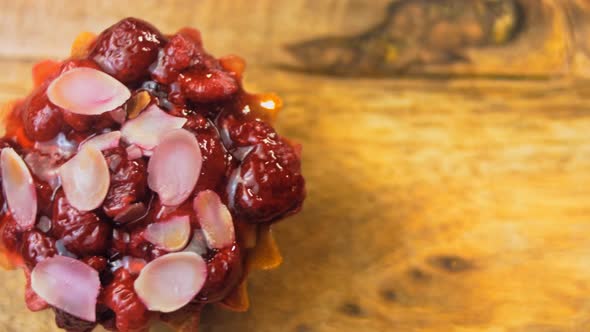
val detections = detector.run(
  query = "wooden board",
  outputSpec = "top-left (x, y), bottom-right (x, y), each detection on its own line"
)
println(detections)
top-left (1, 1), bottom-right (590, 331)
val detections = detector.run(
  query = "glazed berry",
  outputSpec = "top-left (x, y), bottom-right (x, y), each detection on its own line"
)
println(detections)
top-left (225, 118), bottom-right (305, 223)
top-left (54, 308), bottom-right (97, 332)
top-left (21, 230), bottom-right (56, 268)
top-left (82, 256), bottom-right (108, 272)
top-left (21, 85), bottom-right (64, 141)
top-left (102, 268), bottom-right (150, 332)
top-left (178, 68), bottom-right (239, 103)
top-left (197, 244), bottom-right (243, 303)
top-left (1, 215), bottom-right (20, 253)
top-left (91, 18), bottom-right (165, 83)
top-left (103, 148), bottom-right (148, 220)
top-left (150, 29), bottom-right (204, 84)
top-left (183, 113), bottom-right (231, 192)
top-left (52, 190), bottom-right (111, 256)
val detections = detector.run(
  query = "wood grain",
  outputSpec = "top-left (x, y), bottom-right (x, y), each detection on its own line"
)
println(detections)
top-left (1, 1), bottom-right (590, 332)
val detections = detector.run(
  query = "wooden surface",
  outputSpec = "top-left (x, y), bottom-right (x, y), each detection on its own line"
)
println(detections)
top-left (2, 1), bottom-right (590, 331)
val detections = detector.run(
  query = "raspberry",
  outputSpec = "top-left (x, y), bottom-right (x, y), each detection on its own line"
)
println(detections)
top-left (54, 308), bottom-right (97, 332)
top-left (21, 230), bottom-right (56, 268)
top-left (102, 268), bottom-right (150, 332)
top-left (196, 244), bottom-right (243, 303)
top-left (103, 148), bottom-right (148, 220)
top-left (90, 18), bottom-right (165, 83)
top-left (51, 190), bottom-right (111, 256)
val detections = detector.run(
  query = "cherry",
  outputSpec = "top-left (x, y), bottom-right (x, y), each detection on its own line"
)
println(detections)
top-left (102, 268), bottom-right (150, 332)
top-left (82, 255), bottom-right (108, 272)
top-left (182, 113), bottom-right (231, 193)
top-left (178, 68), bottom-right (238, 103)
top-left (103, 148), bottom-right (148, 220)
top-left (21, 230), bottom-right (56, 268)
top-left (52, 190), bottom-right (111, 256)
top-left (196, 244), bottom-right (243, 303)
top-left (223, 117), bottom-right (305, 223)
top-left (90, 18), bottom-right (165, 83)
top-left (1, 215), bottom-right (21, 253)
top-left (21, 85), bottom-right (64, 142)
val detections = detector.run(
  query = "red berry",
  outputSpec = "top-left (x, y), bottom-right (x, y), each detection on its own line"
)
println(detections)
top-left (90, 18), bottom-right (165, 83)
top-left (102, 268), bottom-right (150, 332)
top-left (54, 308), bottom-right (97, 332)
top-left (126, 227), bottom-right (167, 261)
top-left (21, 85), bottom-right (64, 141)
top-left (52, 190), bottom-right (111, 256)
top-left (178, 68), bottom-right (239, 103)
top-left (196, 244), bottom-right (243, 303)
top-left (183, 113), bottom-right (231, 192)
top-left (150, 28), bottom-right (210, 84)
top-left (82, 256), bottom-right (108, 272)
top-left (224, 119), bottom-right (305, 223)
top-left (21, 230), bottom-right (56, 268)
top-left (34, 177), bottom-right (54, 217)
top-left (103, 148), bottom-right (148, 220)
top-left (1, 215), bottom-right (20, 253)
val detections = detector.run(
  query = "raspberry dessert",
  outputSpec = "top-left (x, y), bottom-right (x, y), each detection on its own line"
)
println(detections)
top-left (0, 18), bottom-right (305, 332)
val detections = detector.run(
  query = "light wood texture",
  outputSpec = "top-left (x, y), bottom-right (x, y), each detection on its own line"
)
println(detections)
top-left (1, 1), bottom-right (590, 332)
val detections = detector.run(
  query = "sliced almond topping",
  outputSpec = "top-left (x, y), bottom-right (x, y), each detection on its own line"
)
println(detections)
top-left (47, 67), bottom-right (131, 116)
top-left (134, 252), bottom-right (207, 313)
top-left (80, 131), bottom-right (121, 152)
top-left (121, 104), bottom-right (187, 151)
top-left (58, 145), bottom-right (110, 212)
top-left (193, 190), bottom-right (235, 249)
top-left (144, 216), bottom-right (191, 252)
top-left (125, 91), bottom-right (152, 119)
top-left (1, 148), bottom-right (37, 230)
top-left (147, 129), bottom-right (201, 206)
top-left (31, 256), bottom-right (100, 322)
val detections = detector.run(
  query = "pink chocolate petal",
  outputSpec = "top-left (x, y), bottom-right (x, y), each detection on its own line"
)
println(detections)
top-left (31, 255), bottom-right (100, 322)
top-left (59, 145), bottom-right (110, 212)
top-left (144, 215), bottom-right (191, 251)
top-left (134, 252), bottom-right (207, 313)
top-left (125, 144), bottom-right (143, 161)
top-left (1, 148), bottom-right (37, 231)
top-left (47, 67), bottom-right (131, 115)
top-left (193, 190), bottom-right (235, 249)
top-left (147, 129), bottom-right (202, 206)
top-left (121, 104), bottom-right (187, 150)
top-left (80, 131), bottom-right (121, 151)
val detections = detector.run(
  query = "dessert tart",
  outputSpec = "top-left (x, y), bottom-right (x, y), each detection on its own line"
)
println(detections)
top-left (0, 18), bottom-right (305, 332)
